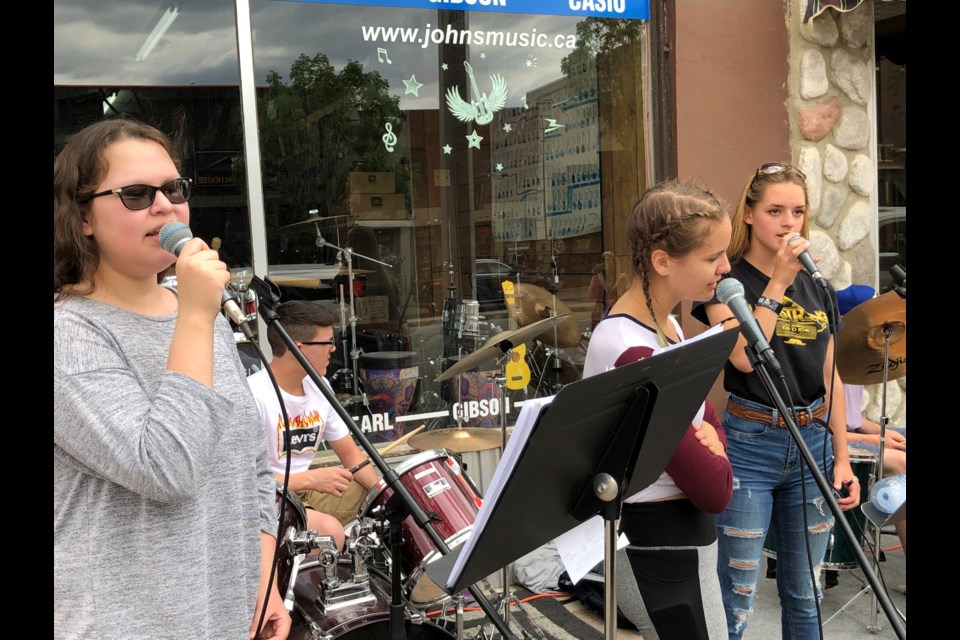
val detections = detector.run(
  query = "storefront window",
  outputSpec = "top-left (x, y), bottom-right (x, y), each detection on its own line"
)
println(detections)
top-left (55, 0), bottom-right (657, 435)
top-left (248, 1), bottom-right (653, 434)
top-left (54, 0), bottom-right (254, 273)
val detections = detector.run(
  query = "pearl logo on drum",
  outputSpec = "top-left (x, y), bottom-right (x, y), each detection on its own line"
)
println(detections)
top-left (357, 412), bottom-right (395, 433)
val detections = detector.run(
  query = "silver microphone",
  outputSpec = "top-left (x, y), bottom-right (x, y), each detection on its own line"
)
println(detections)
top-left (159, 222), bottom-right (249, 328)
top-left (716, 278), bottom-right (782, 376)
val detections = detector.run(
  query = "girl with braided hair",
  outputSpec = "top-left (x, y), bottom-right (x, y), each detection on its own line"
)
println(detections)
top-left (582, 179), bottom-right (734, 640)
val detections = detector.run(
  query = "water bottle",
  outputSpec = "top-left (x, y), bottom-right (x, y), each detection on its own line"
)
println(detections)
top-left (870, 473), bottom-right (906, 514)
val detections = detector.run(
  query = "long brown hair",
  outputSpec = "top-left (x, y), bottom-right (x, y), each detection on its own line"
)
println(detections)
top-left (728, 163), bottom-right (810, 262)
top-left (54, 119), bottom-right (180, 298)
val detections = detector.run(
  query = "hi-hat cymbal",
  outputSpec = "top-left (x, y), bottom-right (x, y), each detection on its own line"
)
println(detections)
top-left (337, 267), bottom-right (376, 276)
top-left (279, 214), bottom-right (351, 230)
top-left (507, 283), bottom-right (581, 348)
top-left (837, 291), bottom-right (906, 385)
top-left (436, 314), bottom-right (572, 381)
top-left (408, 427), bottom-right (507, 453)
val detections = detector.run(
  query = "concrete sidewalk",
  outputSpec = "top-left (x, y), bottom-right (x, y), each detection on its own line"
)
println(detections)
top-left (567, 535), bottom-right (906, 639)
top-left (748, 540), bottom-right (906, 639)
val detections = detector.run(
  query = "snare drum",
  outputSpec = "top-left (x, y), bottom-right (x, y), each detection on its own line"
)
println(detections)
top-left (762, 449), bottom-right (877, 570)
top-left (357, 449), bottom-right (483, 608)
top-left (358, 351), bottom-right (420, 427)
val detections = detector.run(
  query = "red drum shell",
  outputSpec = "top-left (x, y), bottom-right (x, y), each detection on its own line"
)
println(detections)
top-left (357, 449), bottom-right (483, 607)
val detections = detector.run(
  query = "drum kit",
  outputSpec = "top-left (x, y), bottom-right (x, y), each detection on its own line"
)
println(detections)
top-left (273, 312), bottom-right (576, 639)
top-left (274, 444), bottom-right (543, 640)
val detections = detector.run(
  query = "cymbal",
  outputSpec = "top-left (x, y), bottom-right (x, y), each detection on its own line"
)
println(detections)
top-left (507, 283), bottom-right (582, 348)
top-left (279, 214), bottom-right (351, 230)
top-left (337, 267), bottom-right (375, 276)
top-left (837, 291), bottom-right (906, 385)
top-left (408, 427), bottom-right (508, 453)
top-left (436, 314), bottom-right (572, 381)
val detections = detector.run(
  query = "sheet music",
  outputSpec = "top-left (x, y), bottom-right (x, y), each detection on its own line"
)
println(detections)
top-left (447, 395), bottom-right (555, 589)
top-left (555, 515), bottom-right (629, 584)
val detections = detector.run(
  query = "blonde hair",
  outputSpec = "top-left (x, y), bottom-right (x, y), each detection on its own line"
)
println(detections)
top-left (627, 179), bottom-right (729, 338)
top-left (728, 164), bottom-right (810, 262)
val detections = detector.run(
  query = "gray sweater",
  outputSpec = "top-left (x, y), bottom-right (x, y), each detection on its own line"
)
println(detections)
top-left (54, 296), bottom-right (276, 639)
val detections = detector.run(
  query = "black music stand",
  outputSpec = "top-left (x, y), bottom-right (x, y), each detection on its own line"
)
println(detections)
top-left (427, 327), bottom-right (739, 640)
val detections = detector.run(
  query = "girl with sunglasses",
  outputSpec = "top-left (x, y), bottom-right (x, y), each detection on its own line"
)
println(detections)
top-left (54, 120), bottom-right (290, 639)
top-left (582, 179), bottom-right (734, 640)
top-left (692, 163), bottom-right (860, 640)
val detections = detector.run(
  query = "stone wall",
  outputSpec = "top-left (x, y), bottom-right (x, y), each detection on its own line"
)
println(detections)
top-left (787, 0), bottom-right (905, 426)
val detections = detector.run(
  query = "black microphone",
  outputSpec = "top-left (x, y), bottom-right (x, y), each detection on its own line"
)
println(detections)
top-left (789, 235), bottom-right (829, 288)
top-left (716, 278), bottom-right (783, 377)
top-left (159, 222), bottom-right (250, 329)
top-left (889, 264), bottom-right (906, 299)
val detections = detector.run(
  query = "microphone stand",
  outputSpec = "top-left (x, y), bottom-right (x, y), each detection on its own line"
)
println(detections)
top-left (250, 276), bottom-right (518, 640)
top-left (741, 343), bottom-right (906, 640)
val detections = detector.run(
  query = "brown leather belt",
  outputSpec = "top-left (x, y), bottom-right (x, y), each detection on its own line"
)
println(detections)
top-left (726, 398), bottom-right (827, 428)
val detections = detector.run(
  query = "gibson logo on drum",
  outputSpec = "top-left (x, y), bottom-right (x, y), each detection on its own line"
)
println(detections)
top-left (452, 396), bottom-right (511, 422)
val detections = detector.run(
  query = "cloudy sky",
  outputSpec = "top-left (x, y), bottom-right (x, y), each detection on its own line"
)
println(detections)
top-left (54, 0), bottom-right (589, 111)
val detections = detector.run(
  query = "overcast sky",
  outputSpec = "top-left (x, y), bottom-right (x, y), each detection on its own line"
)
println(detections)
top-left (53, 0), bottom-right (588, 110)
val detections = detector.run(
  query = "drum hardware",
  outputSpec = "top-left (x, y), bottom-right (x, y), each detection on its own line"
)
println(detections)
top-left (251, 280), bottom-right (514, 640)
top-left (435, 315), bottom-right (572, 382)
top-left (834, 291), bottom-right (908, 632)
top-left (320, 228), bottom-right (393, 410)
top-left (281, 532), bottom-right (342, 612)
top-left (426, 316), bottom-right (570, 455)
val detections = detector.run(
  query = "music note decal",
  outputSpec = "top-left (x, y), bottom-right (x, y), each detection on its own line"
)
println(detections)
top-left (376, 47), bottom-right (392, 64)
top-left (382, 122), bottom-right (397, 152)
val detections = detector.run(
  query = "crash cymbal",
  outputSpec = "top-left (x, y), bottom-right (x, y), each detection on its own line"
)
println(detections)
top-left (279, 214), bottom-right (351, 230)
top-left (408, 427), bottom-right (507, 453)
top-left (507, 282), bottom-right (582, 348)
top-left (837, 291), bottom-right (906, 385)
top-left (436, 314), bottom-right (572, 381)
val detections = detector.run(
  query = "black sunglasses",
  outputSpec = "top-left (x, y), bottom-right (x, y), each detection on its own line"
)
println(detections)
top-left (754, 162), bottom-right (806, 181)
top-left (82, 177), bottom-right (192, 211)
top-left (300, 341), bottom-right (336, 347)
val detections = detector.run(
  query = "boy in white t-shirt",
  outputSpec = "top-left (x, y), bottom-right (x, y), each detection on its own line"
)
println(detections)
top-left (248, 301), bottom-right (379, 549)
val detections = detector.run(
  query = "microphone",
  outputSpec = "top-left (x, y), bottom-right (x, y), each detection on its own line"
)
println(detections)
top-left (789, 235), bottom-right (829, 288)
top-left (889, 264), bottom-right (906, 299)
top-left (716, 278), bottom-right (782, 376)
top-left (158, 222), bottom-right (250, 329)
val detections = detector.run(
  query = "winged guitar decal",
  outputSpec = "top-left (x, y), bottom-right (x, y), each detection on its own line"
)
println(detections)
top-left (445, 61), bottom-right (508, 126)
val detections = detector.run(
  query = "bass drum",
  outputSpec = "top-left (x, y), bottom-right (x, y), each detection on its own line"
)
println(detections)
top-left (288, 560), bottom-right (455, 640)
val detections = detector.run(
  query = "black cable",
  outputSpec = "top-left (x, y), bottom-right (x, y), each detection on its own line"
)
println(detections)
top-left (248, 336), bottom-right (295, 640)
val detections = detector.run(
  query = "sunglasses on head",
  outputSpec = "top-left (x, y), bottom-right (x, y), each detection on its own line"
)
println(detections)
top-left (755, 162), bottom-right (806, 181)
top-left (82, 177), bottom-right (192, 211)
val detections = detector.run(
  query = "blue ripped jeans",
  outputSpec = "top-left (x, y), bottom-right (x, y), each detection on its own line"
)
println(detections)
top-left (717, 395), bottom-right (835, 640)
